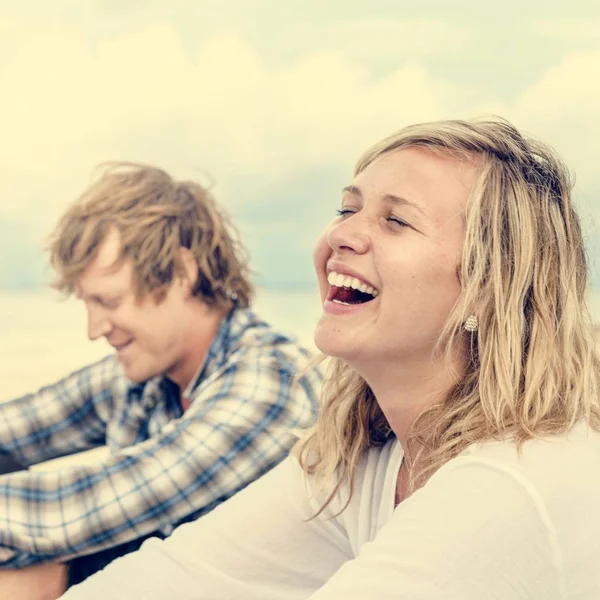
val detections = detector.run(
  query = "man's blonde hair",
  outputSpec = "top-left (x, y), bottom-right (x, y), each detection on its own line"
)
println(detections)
top-left (48, 162), bottom-right (253, 308)
top-left (296, 117), bottom-right (600, 512)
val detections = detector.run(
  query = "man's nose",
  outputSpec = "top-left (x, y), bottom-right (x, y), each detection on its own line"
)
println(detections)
top-left (87, 308), bottom-right (113, 341)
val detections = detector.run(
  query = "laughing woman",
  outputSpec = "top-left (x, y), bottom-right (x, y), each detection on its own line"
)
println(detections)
top-left (62, 118), bottom-right (600, 599)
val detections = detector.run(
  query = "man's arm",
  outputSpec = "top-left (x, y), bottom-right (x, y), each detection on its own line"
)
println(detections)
top-left (0, 349), bottom-right (320, 568)
top-left (0, 563), bottom-right (67, 600)
top-left (0, 356), bottom-right (119, 469)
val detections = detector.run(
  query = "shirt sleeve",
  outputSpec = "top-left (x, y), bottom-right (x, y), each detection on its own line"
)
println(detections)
top-left (307, 457), bottom-right (565, 600)
top-left (60, 456), bottom-right (351, 600)
top-left (0, 356), bottom-right (118, 470)
top-left (0, 349), bottom-right (320, 568)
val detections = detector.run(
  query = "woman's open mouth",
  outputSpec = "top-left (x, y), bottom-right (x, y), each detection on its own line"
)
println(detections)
top-left (326, 271), bottom-right (379, 305)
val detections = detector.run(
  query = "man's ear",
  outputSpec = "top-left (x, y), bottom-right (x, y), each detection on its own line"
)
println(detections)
top-left (179, 248), bottom-right (199, 297)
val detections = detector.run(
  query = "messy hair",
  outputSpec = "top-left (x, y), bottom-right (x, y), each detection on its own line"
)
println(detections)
top-left (296, 117), bottom-right (600, 511)
top-left (48, 162), bottom-right (253, 308)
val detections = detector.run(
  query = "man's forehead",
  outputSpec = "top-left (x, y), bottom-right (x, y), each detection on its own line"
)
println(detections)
top-left (75, 243), bottom-right (132, 298)
top-left (75, 265), bottom-right (130, 297)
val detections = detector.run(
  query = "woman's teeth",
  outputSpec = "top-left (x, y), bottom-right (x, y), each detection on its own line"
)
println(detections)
top-left (327, 271), bottom-right (379, 297)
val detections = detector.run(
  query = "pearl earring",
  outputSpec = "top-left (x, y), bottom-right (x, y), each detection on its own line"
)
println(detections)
top-left (464, 315), bottom-right (479, 333)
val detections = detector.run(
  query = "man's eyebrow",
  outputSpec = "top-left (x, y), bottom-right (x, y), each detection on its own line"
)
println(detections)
top-left (80, 292), bottom-right (121, 303)
top-left (342, 185), bottom-right (427, 217)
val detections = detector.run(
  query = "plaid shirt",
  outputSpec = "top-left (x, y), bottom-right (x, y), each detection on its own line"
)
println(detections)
top-left (0, 308), bottom-right (321, 568)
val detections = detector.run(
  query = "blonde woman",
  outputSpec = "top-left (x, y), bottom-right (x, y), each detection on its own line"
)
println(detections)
top-left (62, 118), bottom-right (600, 599)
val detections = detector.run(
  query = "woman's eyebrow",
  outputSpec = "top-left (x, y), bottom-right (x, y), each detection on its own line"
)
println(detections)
top-left (383, 193), bottom-right (428, 218)
top-left (341, 184), bottom-right (361, 197)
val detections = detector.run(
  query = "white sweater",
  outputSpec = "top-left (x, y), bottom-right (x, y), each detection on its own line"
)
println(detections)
top-left (62, 422), bottom-right (600, 599)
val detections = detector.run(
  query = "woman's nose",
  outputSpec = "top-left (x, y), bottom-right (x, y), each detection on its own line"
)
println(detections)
top-left (327, 214), bottom-right (370, 255)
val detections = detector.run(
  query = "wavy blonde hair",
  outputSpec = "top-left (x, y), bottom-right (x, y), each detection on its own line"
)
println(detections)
top-left (48, 162), bottom-right (253, 308)
top-left (296, 117), bottom-right (600, 510)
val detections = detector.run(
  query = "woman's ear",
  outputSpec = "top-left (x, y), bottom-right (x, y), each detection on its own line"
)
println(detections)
top-left (178, 248), bottom-right (199, 298)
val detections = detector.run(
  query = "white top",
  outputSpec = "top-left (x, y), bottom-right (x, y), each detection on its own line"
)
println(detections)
top-left (62, 422), bottom-right (600, 599)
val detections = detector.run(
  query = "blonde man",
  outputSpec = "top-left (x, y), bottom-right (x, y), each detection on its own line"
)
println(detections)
top-left (0, 164), bottom-right (320, 595)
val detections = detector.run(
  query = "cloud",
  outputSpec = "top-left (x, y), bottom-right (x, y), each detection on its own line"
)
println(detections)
top-left (529, 18), bottom-right (600, 43)
top-left (479, 51), bottom-right (600, 195)
top-left (1, 16), bottom-right (600, 290)
top-left (0, 24), bottom-right (467, 223)
top-left (312, 18), bottom-right (474, 62)
top-left (0, 23), bottom-right (466, 287)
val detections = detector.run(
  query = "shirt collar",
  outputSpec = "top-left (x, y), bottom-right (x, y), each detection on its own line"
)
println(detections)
top-left (181, 307), bottom-right (236, 398)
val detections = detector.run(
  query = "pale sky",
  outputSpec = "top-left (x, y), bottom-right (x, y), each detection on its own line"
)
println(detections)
top-left (1, 0), bottom-right (599, 289)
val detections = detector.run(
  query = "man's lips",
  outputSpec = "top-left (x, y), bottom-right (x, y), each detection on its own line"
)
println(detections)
top-left (111, 340), bottom-right (133, 352)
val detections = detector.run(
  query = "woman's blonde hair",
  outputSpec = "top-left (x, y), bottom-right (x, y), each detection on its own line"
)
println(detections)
top-left (296, 117), bottom-right (600, 511)
top-left (48, 162), bottom-right (253, 308)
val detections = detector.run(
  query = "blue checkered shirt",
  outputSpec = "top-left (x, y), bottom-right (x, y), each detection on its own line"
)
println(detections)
top-left (0, 308), bottom-right (321, 568)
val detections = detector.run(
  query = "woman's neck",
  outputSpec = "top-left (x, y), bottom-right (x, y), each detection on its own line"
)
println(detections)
top-left (362, 352), bottom-right (464, 453)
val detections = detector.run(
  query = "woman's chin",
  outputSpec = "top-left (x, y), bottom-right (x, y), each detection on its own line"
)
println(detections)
top-left (313, 321), bottom-right (349, 361)
top-left (313, 323), bottom-right (334, 356)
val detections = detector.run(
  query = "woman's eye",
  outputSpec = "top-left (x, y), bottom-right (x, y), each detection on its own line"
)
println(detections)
top-left (336, 208), bottom-right (356, 218)
top-left (387, 216), bottom-right (409, 228)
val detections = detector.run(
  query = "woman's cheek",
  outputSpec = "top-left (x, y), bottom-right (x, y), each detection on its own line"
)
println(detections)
top-left (313, 228), bottom-right (332, 300)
